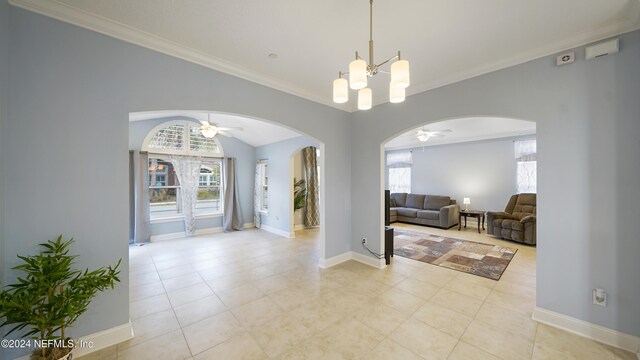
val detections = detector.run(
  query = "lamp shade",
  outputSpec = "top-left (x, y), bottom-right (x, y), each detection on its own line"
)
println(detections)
top-left (358, 88), bottom-right (372, 110)
top-left (389, 83), bottom-right (405, 103)
top-left (349, 59), bottom-right (368, 89)
top-left (463, 198), bottom-right (471, 205)
top-left (391, 59), bottom-right (410, 88)
top-left (333, 78), bottom-right (349, 103)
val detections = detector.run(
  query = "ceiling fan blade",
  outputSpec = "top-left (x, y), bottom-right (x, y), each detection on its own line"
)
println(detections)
top-left (217, 127), bottom-right (244, 131)
top-left (431, 129), bottom-right (452, 133)
top-left (429, 134), bottom-right (445, 138)
top-left (218, 130), bottom-right (234, 138)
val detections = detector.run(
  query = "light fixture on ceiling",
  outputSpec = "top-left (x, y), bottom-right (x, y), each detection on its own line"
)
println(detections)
top-left (332, 0), bottom-right (410, 110)
top-left (416, 128), bottom-right (452, 142)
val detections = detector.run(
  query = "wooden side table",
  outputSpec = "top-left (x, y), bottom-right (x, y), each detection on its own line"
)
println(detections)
top-left (459, 210), bottom-right (486, 233)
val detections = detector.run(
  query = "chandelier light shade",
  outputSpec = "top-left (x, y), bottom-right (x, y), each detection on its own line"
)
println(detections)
top-left (333, 77), bottom-right (349, 103)
top-left (391, 59), bottom-right (410, 88)
top-left (389, 83), bottom-right (405, 103)
top-left (348, 59), bottom-right (368, 89)
top-left (332, 0), bottom-right (410, 109)
top-left (358, 88), bottom-right (372, 110)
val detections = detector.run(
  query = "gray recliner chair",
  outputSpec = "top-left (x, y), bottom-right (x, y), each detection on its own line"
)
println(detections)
top-left (487, 193), bottom-right (536, 245)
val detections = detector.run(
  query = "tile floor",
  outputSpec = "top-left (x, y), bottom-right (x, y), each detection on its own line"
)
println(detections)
top-left (80, 223), bottom-right (635, 360)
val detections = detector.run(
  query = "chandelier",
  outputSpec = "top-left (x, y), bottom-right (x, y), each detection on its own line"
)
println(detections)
top-left (332, 0), bottom-right (410, 110)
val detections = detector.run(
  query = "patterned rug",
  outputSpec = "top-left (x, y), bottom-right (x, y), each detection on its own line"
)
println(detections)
top-left (393, 229), bottom-right (517, 280)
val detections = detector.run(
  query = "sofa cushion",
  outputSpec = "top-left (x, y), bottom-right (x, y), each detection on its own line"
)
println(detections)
top-left (390, 198), bottom-right (397, 207)
top-left (389, 208), bottom-right (398, 216)
top-left (513, 193), bottom-right (536, 217)
top-left (417, 210), bottom-right (439, 220)
top-left (396, 208), bottom-right (418, 217)
top-left (406, 194), bottom-right (426, 209)
top-left (390, 193), bottom-right (407, 207)
top-left (424, 195), bottom-right (451, 210)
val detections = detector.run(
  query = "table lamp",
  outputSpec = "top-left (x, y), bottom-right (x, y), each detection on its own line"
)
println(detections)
top-left (463, 198), bottom-right (471, 211)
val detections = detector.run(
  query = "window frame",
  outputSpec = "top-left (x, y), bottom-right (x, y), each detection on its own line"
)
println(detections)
top-left (142, 120), bottom-right (226, 223)
top-left (258, 160), bottom-right (268, 213)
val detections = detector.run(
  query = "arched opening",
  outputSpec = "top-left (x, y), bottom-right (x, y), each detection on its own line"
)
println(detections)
top-left (129, 110), bottom-right (326, 265)
top-left (381, 116), bottom-right (537, 281)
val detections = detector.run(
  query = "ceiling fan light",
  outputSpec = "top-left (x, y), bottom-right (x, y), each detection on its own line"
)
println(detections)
top-left (389, 83), bottom-right (405, 103)
top-left (200, 125), bottom-right (217, 138)
top-left (349, 59), bottom-right (368, 89)
top-left (358, 88), bottom-right (372, 110)
top-left (417, 134), bottom-right (429, 142)
top-left (391, 59), bottom-right (410, 88)
top-left (333, 78), bottom-right (349, 103)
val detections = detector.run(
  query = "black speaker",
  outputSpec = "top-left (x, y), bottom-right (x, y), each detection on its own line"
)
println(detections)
top-left (384, 190), bottom-right (390, 226)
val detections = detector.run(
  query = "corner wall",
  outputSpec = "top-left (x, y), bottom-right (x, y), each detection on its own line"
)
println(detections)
top-left (352, 30), bottom-right (640, 337)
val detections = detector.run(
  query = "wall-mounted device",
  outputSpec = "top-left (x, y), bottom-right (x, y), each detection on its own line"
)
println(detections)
top-left (593, 288), bottom-right (607, 307)
top-left (556, 52), bottom-right (575, 66)
top-left (585, 38), bottom-right (619, 60)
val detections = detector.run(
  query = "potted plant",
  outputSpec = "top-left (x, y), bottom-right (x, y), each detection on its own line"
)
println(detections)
top-left (0, 235), bottom-right (121, 360)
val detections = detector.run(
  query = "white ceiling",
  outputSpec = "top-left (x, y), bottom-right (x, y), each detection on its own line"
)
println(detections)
top-left (11, 0), bottom-right (640, 112)
top-left (129, 111), bottom-right (302, 148)
top-left (384, 117), bottom-right (536, 151)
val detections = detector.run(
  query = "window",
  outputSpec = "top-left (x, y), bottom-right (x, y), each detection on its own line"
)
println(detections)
top-left (258, 161), bottom-right (268, 212)
top-left (386, 151), bottom-right (412, 193)
top-left (515, 139), bottom-right (537, 193)
top-left (143, 121), bottom-right (225, 221)
top-left (196, 161), bottom-right (222, 215)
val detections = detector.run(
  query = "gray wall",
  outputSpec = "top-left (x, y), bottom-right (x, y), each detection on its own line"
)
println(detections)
top-left (3, 6), bottom-right (351, 358)
top-left (352, 31), bottom-right (640, 336)
top-left (129, 117), bottom-right (256, 235)
top-left (255, 137), bottom-right (319, 234)
top-left (386, 136), bottom-right (535, 212)
top-left (0, 0), bottom-right (8, 292)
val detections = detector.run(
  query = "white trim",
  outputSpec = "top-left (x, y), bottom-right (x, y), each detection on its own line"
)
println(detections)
top-left (532, 307), bottom-right (640, 356)
top-left (8, 0), bottom-right (640, 112)
top-left (16, 321), bottom-right (134, 360)
top-left (150, 212), bottom-right (223, 224)
top-left (259, 224), bottom-right (294, 238)
top-left (319, 251), bottom-right (352, 269)
top-left (294, 224), bottom-right (305, 231)
top-left (351, 251), bottom-right (387, 269)
top-left (150, 226), bottom-right (223, 242)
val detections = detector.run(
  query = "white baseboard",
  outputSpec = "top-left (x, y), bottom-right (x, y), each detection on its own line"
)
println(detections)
top-left (258, 224), bottom-right (294, 238)
top-left (318, 251), bottom-right (386, 269)
top-left (319, 251), bottom-right (352, 269)
top-left (243, 222), bottom-right (255, 229)
top-left (532, 307), bottom-right (640, 356)
top-left (294, 224), bottom-right (305, 231)
top-left (351, 251), bottom-right (387, 269)
top-left (15, 321), bottom-right (134, 360)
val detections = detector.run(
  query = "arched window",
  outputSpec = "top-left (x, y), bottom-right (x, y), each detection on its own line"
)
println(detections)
top-left (143, 121), bottom-right (224, 220)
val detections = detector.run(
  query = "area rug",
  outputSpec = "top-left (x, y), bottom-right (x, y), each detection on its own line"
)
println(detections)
top-left (393, 229), bottom-right (517, 280)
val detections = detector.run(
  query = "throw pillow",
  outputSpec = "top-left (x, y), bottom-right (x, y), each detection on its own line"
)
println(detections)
top-left (390, 198), bottom-right (397, 207)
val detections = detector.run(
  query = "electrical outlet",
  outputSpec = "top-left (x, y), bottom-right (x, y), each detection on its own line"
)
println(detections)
top-left (593, 288), bottom-right (607, 307)
top-left (362, 238), bottom-right (367, 245)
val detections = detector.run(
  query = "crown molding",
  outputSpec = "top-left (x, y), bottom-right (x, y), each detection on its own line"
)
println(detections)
top-left (8, 0), bottom-right (352, 112)
top-left (371, 22), bottom-right (640, 109)
top-left (9, 0), bottom-right (640, 114)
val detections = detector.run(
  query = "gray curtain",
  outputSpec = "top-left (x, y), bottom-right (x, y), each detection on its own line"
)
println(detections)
top-left (302, 147), bottom-right (320, 227)
top-left (223, 157), bottom-right (243, 231)
top-left (170, 156), bottom-right (202, 237)
top-left (129, 151), bottom-right (150, 243)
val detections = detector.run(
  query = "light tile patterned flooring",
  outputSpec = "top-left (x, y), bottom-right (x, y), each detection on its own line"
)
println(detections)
top-left (80, 223), bottom-right (635, 360)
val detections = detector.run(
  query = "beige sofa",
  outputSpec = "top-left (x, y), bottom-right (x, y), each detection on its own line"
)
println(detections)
top-left (389, 193), bottom-right (460, 229)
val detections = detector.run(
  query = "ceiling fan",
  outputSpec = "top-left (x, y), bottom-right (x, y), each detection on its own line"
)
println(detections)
top-left (199, 114), bottom-right (243, 138)
top-left (416, 128), bottom-right (452, 142)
